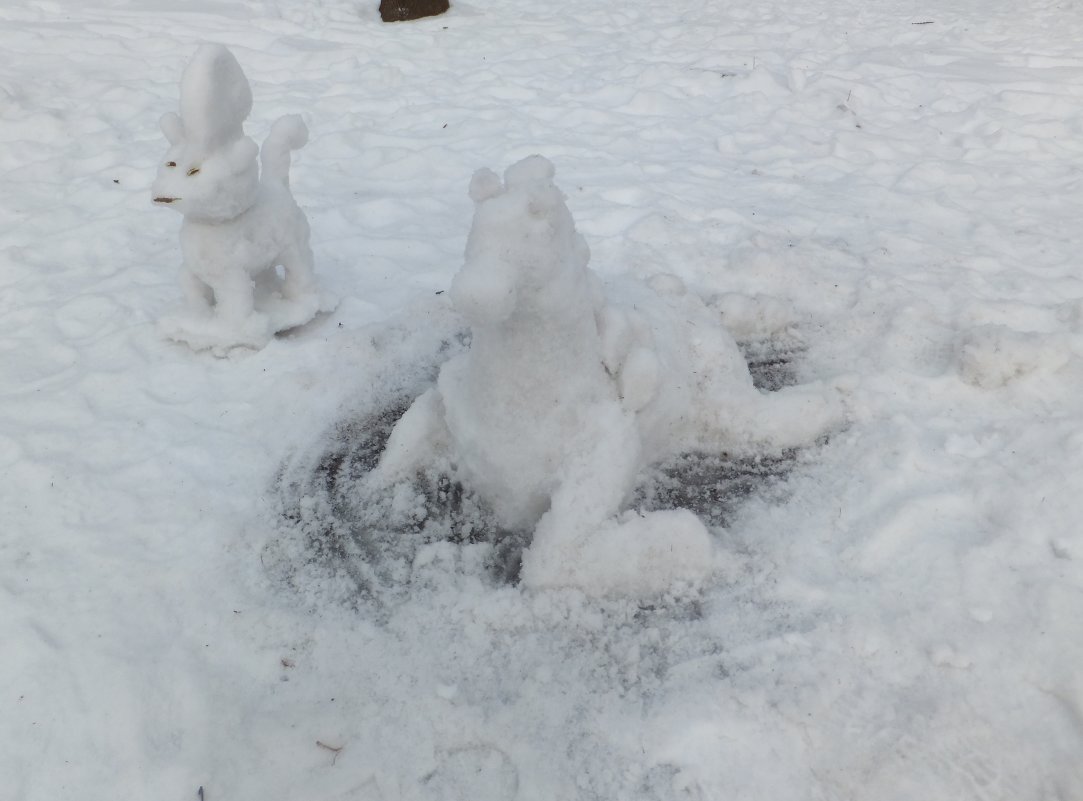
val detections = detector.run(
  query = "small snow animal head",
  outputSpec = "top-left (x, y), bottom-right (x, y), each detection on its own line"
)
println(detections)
top-left (452, 155), bottom-right (591, 326)
top-left (151, 44), bottom-right (259, 222)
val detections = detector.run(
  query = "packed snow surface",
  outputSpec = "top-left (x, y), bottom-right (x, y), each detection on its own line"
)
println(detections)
top-left (3, 1), bottom-right (1083, 800)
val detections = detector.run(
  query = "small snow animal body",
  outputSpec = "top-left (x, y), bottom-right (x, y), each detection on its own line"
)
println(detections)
top-left (152, 44), bottom-right (323, 352)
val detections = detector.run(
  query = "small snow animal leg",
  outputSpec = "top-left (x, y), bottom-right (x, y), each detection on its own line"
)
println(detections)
top-left (210, 269), bottom-right (257, 322)
top-left (158, 270), bottom-right (269, 351)
top-left (180, 269), bottom-right (215, 311)
top-left (259, 241), bottom-right (321, 332)
top-left (202, 270), bottom-right (272, 348)
top-left (252, 266), bottom-right (282, 299)
top-left (279, 241), bottom-right (317, 302)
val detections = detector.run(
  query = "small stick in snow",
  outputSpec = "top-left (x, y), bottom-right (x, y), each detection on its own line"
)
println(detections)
top-left (317, 740), bottom-right (344, 765)
top-left (912, 20), bottom-right (934, 24)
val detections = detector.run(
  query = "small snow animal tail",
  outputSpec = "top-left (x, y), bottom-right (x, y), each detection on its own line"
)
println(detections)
top-left (260, 114), bottom-right (308, 188)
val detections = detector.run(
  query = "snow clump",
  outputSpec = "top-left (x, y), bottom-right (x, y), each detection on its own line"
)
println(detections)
top-left (375, 156), bottom-right (843, 597)
top-left (958, 325), bottom-right (1076, 387)
top-left (152, 43), bottom-right (329, 353)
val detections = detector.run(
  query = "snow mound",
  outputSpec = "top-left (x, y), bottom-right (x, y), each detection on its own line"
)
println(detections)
top-left (152, 44), bottom-right (331, 354)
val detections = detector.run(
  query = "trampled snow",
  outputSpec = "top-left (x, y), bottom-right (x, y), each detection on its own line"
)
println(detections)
top-left (2, 1), bottom-right (1082, 800)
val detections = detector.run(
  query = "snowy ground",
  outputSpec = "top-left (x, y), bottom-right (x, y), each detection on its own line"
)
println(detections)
top-left (3, 0), bottom-right (1083, 799)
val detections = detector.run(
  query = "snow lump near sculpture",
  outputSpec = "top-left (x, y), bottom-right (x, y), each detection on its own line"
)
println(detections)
top-left (375, 155), bottom-right (842, 597)
top-left (152, 44), bottom-right (328, 353)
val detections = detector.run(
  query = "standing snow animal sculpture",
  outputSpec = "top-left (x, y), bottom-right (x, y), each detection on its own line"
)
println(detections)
top-left (152, 44), bottom-right (325, 352)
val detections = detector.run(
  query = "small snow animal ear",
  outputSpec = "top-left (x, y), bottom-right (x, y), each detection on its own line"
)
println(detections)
top-left (179, 43), bottom-right (253, 154)
top-left (468, 168), bottom-right (503, 202)
top-left (160, 112), bottom-right (185, 145)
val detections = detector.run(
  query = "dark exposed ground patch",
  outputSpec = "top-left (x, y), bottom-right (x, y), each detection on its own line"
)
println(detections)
top-left (740, 332), bottom-right (806, 392)
top-left (379, 0), bottom-right (449, 22)
top-left (631, 448), bottom-right (797, 528)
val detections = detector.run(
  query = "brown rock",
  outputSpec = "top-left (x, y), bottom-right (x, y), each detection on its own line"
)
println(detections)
top-left (379, 0), bottom-right (449, 22)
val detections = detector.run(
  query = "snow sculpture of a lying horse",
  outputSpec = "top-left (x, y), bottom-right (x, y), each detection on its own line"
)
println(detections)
top-left (378, 156), bottom-right (841, 596)
top-left (152, 44), bottom-right (325, 352)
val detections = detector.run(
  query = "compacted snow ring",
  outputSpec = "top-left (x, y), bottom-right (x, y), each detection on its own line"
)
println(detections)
top-left (268, 306), bottom-right (809, 610)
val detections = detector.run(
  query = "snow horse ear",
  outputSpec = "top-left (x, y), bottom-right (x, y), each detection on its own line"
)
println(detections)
top-left (178, 43), bottom-right (253, 153)
top-left (469, 168), bottom-right (503, 203)
top-left (160, 112), bottom-right (185, 145)
top-left (503, 155), bottom-right (556, 189)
